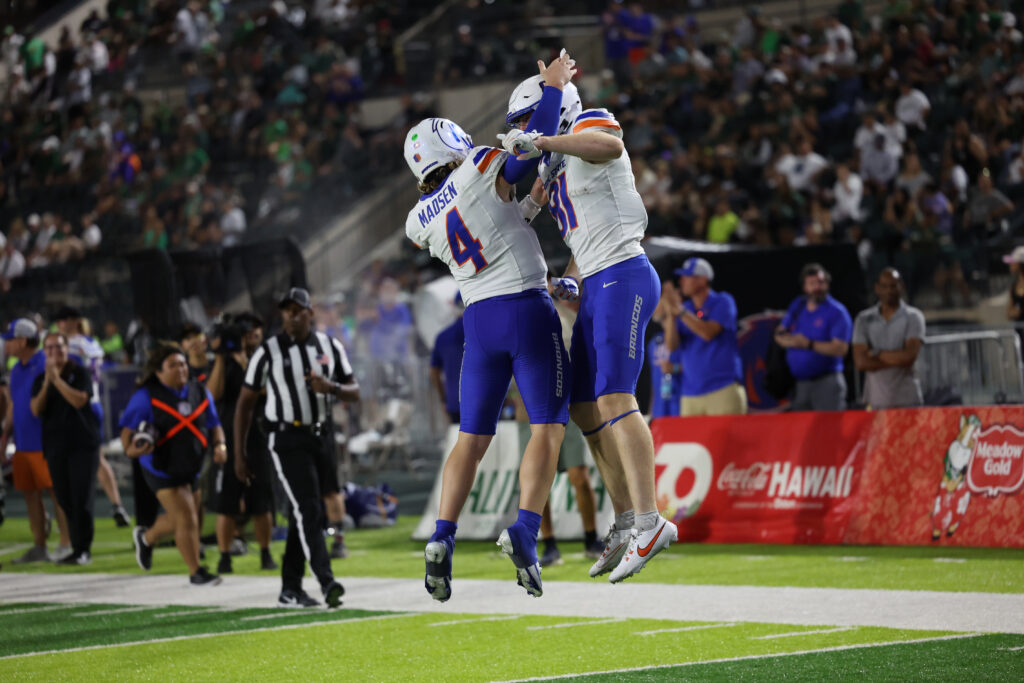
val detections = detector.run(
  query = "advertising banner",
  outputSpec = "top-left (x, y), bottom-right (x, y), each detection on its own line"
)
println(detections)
top-left (652, 406), bottom-right (1024, 547)
top-left (843, 406), bottom-right (1024, 547)
top-left (413, 424), bottom-right (615, 541)
top-left (651, 412), bottom-right (874, 544)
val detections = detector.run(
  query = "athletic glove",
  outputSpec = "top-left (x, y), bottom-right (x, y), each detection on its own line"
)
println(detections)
top-left (551, 276), bottom-right (580, 302)
top-left (497, 129), bottom-right (543, 160)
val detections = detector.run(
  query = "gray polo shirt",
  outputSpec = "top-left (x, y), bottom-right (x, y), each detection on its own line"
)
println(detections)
top-left (852, 301), bottom-right (925, 409)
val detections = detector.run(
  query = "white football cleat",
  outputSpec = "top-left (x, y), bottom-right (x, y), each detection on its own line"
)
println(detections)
top-left (588, 525), bottom-right (631, 578)
top-left (608, 518), bottom-right (678, 583)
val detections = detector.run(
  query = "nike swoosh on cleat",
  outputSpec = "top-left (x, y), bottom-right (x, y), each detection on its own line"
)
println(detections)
top-left (637, 523), bottom-right (666, 557)
top-left (603, 281), bottom-right (618, 288)
top-left (603, 542), bottom-right (626, 559)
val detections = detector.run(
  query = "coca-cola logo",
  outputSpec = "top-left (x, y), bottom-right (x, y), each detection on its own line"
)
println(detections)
top-left (967, 424), bottom-right (1024, 496)
top-left (717, 462), bottom-right (771, 492)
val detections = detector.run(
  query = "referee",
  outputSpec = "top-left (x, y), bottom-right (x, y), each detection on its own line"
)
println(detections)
top-left (235, 287), bottom-right (359, 608)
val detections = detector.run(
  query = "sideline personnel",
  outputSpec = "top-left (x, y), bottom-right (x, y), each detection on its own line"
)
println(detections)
top-left (235, 287), bottom-right (359, 609)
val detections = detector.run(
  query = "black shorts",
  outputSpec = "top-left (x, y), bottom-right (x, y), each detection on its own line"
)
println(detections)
top-left (141, 467), bottom-right (199, 493)
top-left (207, 447), bottom-right (275, 516)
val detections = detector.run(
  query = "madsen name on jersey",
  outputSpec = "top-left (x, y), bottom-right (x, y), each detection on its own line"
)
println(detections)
top-left (416, 184), bottom-right (458, 228)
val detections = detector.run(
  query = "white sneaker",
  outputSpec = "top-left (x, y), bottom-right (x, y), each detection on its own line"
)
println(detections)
top-left (588, 526), bottom-right (631, 578)
top-left (496, 529), bottom-right (543, 598)
top-left (608, 518), bottom-right (678, 583)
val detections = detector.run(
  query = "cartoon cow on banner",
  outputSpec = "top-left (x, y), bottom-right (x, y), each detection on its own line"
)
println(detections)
top-left (931, 414), bottom-right (982, 540)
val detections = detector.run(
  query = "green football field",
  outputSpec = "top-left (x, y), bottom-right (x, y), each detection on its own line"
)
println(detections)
top-left (1, 516), bottom-right (1022, 681)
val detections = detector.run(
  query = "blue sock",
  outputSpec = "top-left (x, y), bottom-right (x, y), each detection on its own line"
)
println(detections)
top-left (507, 509), bottom-right (542, 563)
top-left (516, 509), bottom-right (542, 538)
top-left (430, 519), bottom-right (457, 543)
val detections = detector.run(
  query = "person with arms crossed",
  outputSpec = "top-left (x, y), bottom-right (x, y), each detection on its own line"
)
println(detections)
top-left (407, 51), bottom-right (575, 602)
top-left (30, 333), bottom-right (101, 565)
top-left (500, 59), bottom-right (677, 583)
top-left (2, 318), bottom-right (71, 563)
top-left (660, 258), bottom-right (747, 416)
top-left (774, 264), bottom-right (853, 411)
top-left (234, 287), bottom-right (357, 608)
top-left (852, 268), bottom-right (925, 409)
top-left (120, 342), bottom-right (226, 585)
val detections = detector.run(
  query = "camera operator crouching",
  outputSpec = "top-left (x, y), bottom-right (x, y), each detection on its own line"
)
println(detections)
top-left (205, 312), bottom-right (279, 574)
top-left (235, 288), bottom-right (359, 608)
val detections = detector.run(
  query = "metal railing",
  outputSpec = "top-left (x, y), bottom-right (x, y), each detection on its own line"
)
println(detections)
top-left (916, 328), bottom-right (1024, 406)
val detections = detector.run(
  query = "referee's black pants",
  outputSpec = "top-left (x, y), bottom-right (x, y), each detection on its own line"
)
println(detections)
top-left (45, 446), bottom-right (99, 556)
top-left (267, 429), bottom-right (335, 594)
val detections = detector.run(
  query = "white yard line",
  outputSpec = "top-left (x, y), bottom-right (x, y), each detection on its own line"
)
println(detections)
top-left (1000, 645), bottom-right (1024, 652)
top-left (153, 607), bottom-right (228, 619)
top-left (635, 623), bottom-right (737, 636)
top-left (526, 618), bottom-right (624, 631)
top-left (0, 612), bottom-right (419, 661)
top-left (429, 615), bottom-right (521, 627)
top-left (72, 606), bottom-right (157, 617)
top-left (752, 626), bottom-right (856, 640)
top-left (0, 604), bottom-right (76, 616)
top-left (491, 633), bottom-right (986, 682)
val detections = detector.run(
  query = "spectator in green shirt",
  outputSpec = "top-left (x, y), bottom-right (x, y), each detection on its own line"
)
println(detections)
top-left (705, 198), bottom-right (740, 244)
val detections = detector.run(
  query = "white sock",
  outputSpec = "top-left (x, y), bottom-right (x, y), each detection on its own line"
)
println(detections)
top-left (614, 510), bottom-right (634, 530)
top-left (635, 510), bottom-right (660, 532)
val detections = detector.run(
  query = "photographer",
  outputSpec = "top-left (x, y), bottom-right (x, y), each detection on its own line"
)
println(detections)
top-left (205, 312), bottom-right (278, 574)
top-left (119, 342), bottom-right (226, 586)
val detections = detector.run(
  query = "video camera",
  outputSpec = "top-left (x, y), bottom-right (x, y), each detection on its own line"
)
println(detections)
top-left (208, 312), bottom-right (258, 354)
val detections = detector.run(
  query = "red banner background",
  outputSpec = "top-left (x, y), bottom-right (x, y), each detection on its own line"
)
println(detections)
top-left (652, 406), bottom-right (1024, 547)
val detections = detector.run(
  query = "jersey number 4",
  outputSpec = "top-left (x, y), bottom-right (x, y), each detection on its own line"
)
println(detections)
top-left (548, 171), bottom-right (578, 239)
top-left (446, 208), bottom-right (488, 272)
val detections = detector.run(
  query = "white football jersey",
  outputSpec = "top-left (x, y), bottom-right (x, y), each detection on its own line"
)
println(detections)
top-left (539, 109), bottom-right (647, 280)
top-left (405, 146), bottom-right (548, 306)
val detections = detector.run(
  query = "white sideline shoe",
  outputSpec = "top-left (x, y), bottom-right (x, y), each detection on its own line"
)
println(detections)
top-left (608, 518), bottom-right (678, 583)
top-left (588, 526), bottom-right (631, 578)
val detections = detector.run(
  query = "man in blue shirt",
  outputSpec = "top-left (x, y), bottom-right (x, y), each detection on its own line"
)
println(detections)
top-left (774, 263), bottom-right (853, 411)
top-left (2, 318), bottom-right (71, 563)
top-left (661, 258), bottom-right (747, 416)
top-left (429, 294), bottom-right (465, 425)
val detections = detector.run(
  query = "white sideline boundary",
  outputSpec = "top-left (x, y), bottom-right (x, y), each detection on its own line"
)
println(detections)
top-left (1, 573), bottom-right (1023, 634)
top-left (491, 633), bottom-right (986, 682)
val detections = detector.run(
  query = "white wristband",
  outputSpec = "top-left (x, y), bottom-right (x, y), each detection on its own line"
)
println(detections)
top-left (519, 195), bottom-right (542, 222)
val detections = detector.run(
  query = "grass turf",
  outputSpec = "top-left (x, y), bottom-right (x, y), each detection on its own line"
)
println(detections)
top-left (3, 516), bottom-right (1023, 593)
top-left (0, 603), bottom-right (971, 682)
top-left (556, 633), bottom-right (1024, 682)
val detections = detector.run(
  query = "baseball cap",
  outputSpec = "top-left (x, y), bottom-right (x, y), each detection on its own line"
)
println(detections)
top-left (2, 318), bottom-right (39, 341)
top-left (278, 287), bottom-right (313, 310)
top-left (1004, 246), bottom-right (1024, 264)
top-left (674, 257), bottom-right (714, 281)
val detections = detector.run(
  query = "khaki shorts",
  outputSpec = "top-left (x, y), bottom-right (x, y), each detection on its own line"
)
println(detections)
top-left (681, 383), bottom-right (748, 417)
top-left (13, 451), bottom-right (53, 491)
top-left (516, 420), bottom-right (587, 473)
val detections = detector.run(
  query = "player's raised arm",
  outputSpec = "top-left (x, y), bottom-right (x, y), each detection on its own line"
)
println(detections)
top-left (496, 52), bottom-right (576, 199)
top-left (535, 128), bottom-right (624, 164)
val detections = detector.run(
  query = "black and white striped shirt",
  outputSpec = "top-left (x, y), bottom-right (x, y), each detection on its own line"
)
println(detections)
top-left (244, 331), bottom-right (354, 425)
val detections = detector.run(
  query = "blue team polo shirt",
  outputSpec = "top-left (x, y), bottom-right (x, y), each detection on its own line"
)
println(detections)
top-left (430, 317), bottom-right (465, 416)
top-left (119, 382), bottom-right (221, 478)
top-left (9, 351), bottom-right (46, 451)
top-left (780, 294), bottom-right (853, 380)
top-left (676, 289), bottom-right (743, 397)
